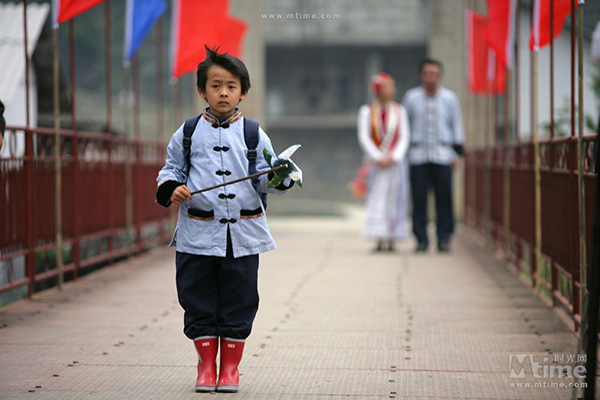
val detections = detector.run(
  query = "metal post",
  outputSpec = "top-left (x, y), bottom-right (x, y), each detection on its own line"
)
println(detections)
top-left (503, 67), bottom-right (511, 264)
top-left (576, 0), bottom-right (586, 324)
top-left (549, 0), bottom-right (554, 141)
top-left (104, 0), bottom-right (112, 133)
top-left (463, 1), bottom-right (473, 226)
top-left (484, 87), bottom-right (491, 240)
top-left (104, 0), bottom-right (114, 263)
top-left (123, 65), bottom-right (134, 258)
top-left (23, 1), bottom-right (30, 129)
top-left (531, 0), bottom-right (541, 293)
top-left (570, 0), bottom-right (576, 142)
top-left (583, 134), bottom-right (599, 400)
top-left (170, 80), bottom-right (179, 233)
top-left (156, 18), bottom-right (164, 141)
top-left (467, 86), bottom-right (475, 228)
top-left (473, 94), bottom-right (481, 228)
top-left (175, 80), bottom-right (182, 127)
top-left (514, 2), bottom-right (520, 143)
top-left (53, 22), bottom-right (64, 290)
top-left (133, 54), bottom-right (141, 252)
top-left (69, 21), bottom-right (76, 132)
top-left (155, 17), bottom-right (167, 242)
top-left (69, 19), bottom-right (80, 280)
top-left (24, 0), bottom-right (36, 297)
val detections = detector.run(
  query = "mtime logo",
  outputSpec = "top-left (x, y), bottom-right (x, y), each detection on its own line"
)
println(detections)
top-left (508, 354), bottom-right (586, 380)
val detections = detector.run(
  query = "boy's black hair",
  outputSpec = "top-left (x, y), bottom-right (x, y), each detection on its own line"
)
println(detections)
top-left (196, 46), bottom-right (251, 94)
top-left (419, 58), bottom-right (443, 74)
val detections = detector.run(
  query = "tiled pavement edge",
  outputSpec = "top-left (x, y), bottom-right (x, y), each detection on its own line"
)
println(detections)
top-left (0, 204), bottom-right (592, 399)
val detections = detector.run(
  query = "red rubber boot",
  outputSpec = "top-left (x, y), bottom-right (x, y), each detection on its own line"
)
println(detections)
top-left (193, 336), bottom-right (218, 392)
top-left (216, 338), bottom-right (245, 393)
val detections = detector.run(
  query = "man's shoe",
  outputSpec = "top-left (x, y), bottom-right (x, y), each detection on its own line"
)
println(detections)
top-left (415, 243), bottom-right (428, 253)
top-left (438, 242), bottom-right (450, 253)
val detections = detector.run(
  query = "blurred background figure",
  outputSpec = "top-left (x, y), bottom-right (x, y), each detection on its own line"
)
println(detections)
top-left (0, 100), bottom-right (5, 150)
top-left (357, 73), bottom-right (410, 252)
top-left (593, 20), bottom-right (600, 132)
top-left (402, 59), bottom-right (464, 254)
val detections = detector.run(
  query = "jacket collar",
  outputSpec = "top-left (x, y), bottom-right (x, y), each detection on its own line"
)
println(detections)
top-left (202, 107), bottom-right (243, 128)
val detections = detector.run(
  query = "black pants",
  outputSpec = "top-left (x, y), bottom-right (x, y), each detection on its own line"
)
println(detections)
top-left (175, 233), bottom-right (259, 340)
top-left (409, 163), bottom-right (454, 246)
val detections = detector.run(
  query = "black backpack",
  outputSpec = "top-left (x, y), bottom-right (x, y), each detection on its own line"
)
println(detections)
top-left (182, 114), bottom-right (267, 209)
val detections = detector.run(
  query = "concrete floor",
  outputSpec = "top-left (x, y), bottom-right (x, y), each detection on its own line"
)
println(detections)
top-left (0, 205), bottom-right (590, 399)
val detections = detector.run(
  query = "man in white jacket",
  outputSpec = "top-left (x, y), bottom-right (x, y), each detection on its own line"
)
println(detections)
top-left (402, 59), bottom-right (465, 253)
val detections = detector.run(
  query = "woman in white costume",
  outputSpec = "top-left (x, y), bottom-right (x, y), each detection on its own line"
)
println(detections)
top-left (357, 73), bottom-right (410, 251)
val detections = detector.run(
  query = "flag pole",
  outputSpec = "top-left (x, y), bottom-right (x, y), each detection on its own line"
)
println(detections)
top-left (503, 67), bottom-right (511, 265)
top-left (576, 0), bottom-right (586, 323)
top-left (584, 135), bottom-right (599, 400)
top-left (169, 78), bottom-right (179, 233)
top-left (485, 49), bottom-right (496, 242)
top-left (463, 6), bottom-right (474, 227)
top-left (123, 63), bottom-right (134, 259)
top-left (484, 65), bottom-right (491, 241)
top-left (532, 49), bottom-right (542, 295)
top-left (549, 0), bottom-right (555, 141)
top-left (52, 24), bottom-right (64, 291)
top-left (104, 0), bottom-right (115, 262)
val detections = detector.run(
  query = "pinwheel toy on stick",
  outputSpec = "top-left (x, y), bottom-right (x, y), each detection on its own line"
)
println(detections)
top-left (263, 144), bottom-right (303, 188)
top-left (190, 144), bottom-right (302, 196)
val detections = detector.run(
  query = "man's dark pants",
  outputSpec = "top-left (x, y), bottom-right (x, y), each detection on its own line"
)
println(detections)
top-left (409, 163), bottom-right (454, 247)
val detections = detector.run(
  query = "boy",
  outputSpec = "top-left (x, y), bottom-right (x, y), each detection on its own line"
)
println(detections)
top-left (156, 46), bottom-right (295, 393)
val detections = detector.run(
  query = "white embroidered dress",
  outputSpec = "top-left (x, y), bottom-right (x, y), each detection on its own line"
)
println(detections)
top-left (357, 102), bottom-right (410, 240)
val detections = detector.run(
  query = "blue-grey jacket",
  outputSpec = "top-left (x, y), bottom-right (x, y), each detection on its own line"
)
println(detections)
top-left (156, 111), bottom-right (290, 258)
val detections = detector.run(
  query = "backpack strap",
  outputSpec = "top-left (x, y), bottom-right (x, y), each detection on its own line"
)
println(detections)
top-left (243, 117), bottom-right (260, 174)
top-left (243, 117), bottom-right (267, 209)
top-left (182, 113), bottom-right (202, 176)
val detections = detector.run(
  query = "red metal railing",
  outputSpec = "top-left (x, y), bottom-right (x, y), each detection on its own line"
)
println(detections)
top-left (0, 125), bottom-right (170, 297)
top-left (464, 134), bottom-right (598, 325)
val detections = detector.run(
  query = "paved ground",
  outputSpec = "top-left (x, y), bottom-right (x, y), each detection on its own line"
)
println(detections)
top-left (0, 205), bottom-right (591, 399)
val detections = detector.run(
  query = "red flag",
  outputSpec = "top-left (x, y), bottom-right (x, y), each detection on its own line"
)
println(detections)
top-left (171, 0), bottom-right (247, 79)
top-left (529, 0), bottom-right (578, 51)
top-left (486, 0), bottom-right (516, 69)
top-left (52, 0), bottom-right (104, 28)
top-left (466, 11), bottom-right (506, 94)
top-left (208, 16), bottom-right (247, 63)
top-left (466, 11), bottom-right (489, 94)
top-left (487, 50), bottom-right (507, 94)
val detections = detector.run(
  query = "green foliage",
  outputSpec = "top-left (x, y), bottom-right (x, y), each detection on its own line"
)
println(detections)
top-left (541, 97), bottom-right (596, 137)
top-left (592, 65), bottom-right (600, 100)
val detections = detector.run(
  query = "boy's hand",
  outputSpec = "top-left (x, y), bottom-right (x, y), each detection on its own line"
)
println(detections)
top-left (272, 158), bottom-right (294, 176)
top-left (170, 185), bottom-right (192, 205)
top-left (268, 158), bottom-right (294, 188)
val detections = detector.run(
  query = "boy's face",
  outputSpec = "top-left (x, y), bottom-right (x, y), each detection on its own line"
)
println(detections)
top-left (198, 65), bottom-right (247, 117)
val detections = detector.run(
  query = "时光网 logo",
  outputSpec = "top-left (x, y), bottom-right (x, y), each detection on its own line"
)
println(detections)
top-left (508, 354), bottom-right (586, 380)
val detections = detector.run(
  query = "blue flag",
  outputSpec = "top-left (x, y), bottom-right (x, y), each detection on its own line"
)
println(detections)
top-left (124, 0), bottom-right (167, 65)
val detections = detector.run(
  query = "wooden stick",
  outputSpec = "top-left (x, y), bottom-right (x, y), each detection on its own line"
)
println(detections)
top-left (190, 164), bottom-right (288, 196)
